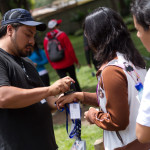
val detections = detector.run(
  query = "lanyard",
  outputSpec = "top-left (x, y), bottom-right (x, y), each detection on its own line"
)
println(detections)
top-left (65, 104), bottom-right (81, 140)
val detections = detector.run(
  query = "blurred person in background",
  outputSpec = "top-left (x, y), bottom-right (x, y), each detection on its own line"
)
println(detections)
top-left (43, 19), bottom-right (82, 92)
top-left (28, 42), bottom-right (50, 86)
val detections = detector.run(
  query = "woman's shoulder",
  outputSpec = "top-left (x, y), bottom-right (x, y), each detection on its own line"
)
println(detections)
top-left (102, 65), bottom-right (126, 78)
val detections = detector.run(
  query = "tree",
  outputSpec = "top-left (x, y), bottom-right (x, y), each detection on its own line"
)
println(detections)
top-left (0, 0), bottom-right (34, 15)
top-left (110, 0), bottom-right (118, 12)
top-left (34, 0), bottom-right (55, 8)
top-left (119, 0), bottom-right (131, 16)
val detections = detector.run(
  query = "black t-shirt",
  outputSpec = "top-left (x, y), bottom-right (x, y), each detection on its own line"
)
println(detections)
top-left (0, 49), bottom-right (58, 150)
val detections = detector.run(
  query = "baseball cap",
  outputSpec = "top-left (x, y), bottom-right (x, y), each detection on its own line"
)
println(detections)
top-left (1, 8), bottom-right (46, 31)
top-left (48, 19), bottom-right (62, 29)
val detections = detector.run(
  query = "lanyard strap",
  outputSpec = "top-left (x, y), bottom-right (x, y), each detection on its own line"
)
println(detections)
top-left (65, 104), bottom-right (81, 140)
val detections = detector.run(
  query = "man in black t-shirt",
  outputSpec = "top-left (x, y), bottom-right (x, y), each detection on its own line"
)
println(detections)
top-left (0, 8), bottom-right (74, 150)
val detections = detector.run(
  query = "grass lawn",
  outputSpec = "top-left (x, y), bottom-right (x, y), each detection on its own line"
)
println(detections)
top-left (54, 124), bottom-right (102, 150)
top-left (44, 31), bottom-right (150, 150)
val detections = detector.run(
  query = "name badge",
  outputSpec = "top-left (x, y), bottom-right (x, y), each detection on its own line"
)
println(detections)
top-left (40, 99), bottom-right (46, 104)
top-left (69, 103), bottom-right (81, 119)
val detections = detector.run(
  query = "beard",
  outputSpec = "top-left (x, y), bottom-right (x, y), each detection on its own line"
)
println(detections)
top-left (11, 33), bottom-right (34, 57)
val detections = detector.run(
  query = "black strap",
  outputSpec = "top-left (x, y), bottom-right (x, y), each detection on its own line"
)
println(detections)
top-left (116, 131), bottom-right (124, 145)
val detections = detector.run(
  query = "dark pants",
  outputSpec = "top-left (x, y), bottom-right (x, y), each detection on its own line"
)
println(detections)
top-left (56, 65), bottom-right (81, 92)
top-left (40, 73), bottom-right (50, 86)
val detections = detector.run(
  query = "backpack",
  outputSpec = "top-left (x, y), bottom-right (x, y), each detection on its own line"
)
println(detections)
top-left (47, 31), bottom-right (64, 62)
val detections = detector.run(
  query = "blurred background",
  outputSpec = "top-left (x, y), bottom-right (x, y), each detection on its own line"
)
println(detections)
top-left (0, 0), bottom-right (150, 150)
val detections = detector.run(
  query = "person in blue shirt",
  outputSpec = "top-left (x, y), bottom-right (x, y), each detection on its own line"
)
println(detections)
top-left (29, 42), bottom-right (50, 86)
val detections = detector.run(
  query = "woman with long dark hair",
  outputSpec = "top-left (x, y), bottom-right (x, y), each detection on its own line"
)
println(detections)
top-left (56, 7), bottom-right (150, 149)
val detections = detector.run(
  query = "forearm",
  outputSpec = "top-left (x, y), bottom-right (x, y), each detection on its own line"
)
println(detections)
top-left (46, 96), bottom-right (57, 112)
top-left (0, 86), bottom-right (51, 108)
top-left (95, 66), bottom-right (129, 131)
top-left (82, 92), bottom-right (99, 107)
top-left (136, 123), bottom-right (150, 143)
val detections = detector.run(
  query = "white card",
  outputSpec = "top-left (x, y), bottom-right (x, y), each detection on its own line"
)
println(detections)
top-left (40, 99), bottom-right (46, 104)
top-left (69, 103), bottom-right (81, 119)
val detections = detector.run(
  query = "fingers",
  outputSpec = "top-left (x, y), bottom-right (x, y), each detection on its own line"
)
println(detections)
top-left (58, 81), bottom-right (69, 93)
top-left (84, 111), bottom-right (92, 123)
top-left (56, 96), bottom-right (66, 109)
top-left (84, 111), bottom-right (88, 119)
top-left (58, 76), bottom-right (75, 93)
top-left (56, 93), bottom-right (76, 109)
top-left (84, 108), bottom-right (98, 124)
top-left (62, 76), bottom-right (75, 84)
top-left (50, 76), bottom-right (75, 95)
top-left (89, 107), bottom-right (95, 111)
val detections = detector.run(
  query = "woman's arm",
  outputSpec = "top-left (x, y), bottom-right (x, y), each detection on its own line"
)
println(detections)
top-left (56, 92), bottom-right (98, 109)
top-left (136, 123), bottom-right (150, 143)
top-left (86, 66), bottom-right (129, 131)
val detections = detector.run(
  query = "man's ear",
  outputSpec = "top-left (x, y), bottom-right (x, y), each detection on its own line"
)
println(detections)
top-left (7, 24), bottom-right (14, 36)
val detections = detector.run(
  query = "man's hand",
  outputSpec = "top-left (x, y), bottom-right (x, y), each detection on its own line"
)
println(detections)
top-left (48, 76), bottom-right (75, 96)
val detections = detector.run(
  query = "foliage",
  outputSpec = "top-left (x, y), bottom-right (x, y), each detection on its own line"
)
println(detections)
top-left (118, 0), bottom-right (132, 17)
top-left (131, 32), bottom-right (150, 68)
top-left (123, 15), bottom-right (136, 31)
top-left (70, 10), bottom-right (86, 27)
top-left (34, 0), bottom-right (55, 8)
top-left (74, 29), bottom-right (83, 36)
top-left (0, 0), bottom-right (35, 15)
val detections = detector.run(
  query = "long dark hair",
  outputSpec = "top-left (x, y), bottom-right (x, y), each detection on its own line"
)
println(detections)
top-left (83, 7), bottom-right (145, 69)
top-left (131, 0), bottom-right (150, 31)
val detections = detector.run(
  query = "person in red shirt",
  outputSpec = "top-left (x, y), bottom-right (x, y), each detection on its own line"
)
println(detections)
top-left (43, 19), bottom-right (81, 91)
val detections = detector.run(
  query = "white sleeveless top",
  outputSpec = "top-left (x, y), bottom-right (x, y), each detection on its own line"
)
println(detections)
top-left (97, 52), bottom-right (146, 150)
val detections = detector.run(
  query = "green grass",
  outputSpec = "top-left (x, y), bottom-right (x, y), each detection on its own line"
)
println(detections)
top-left (46, 31), bottom-right (150, 150)
top-left (54, 124), bottom-right (102, 150)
